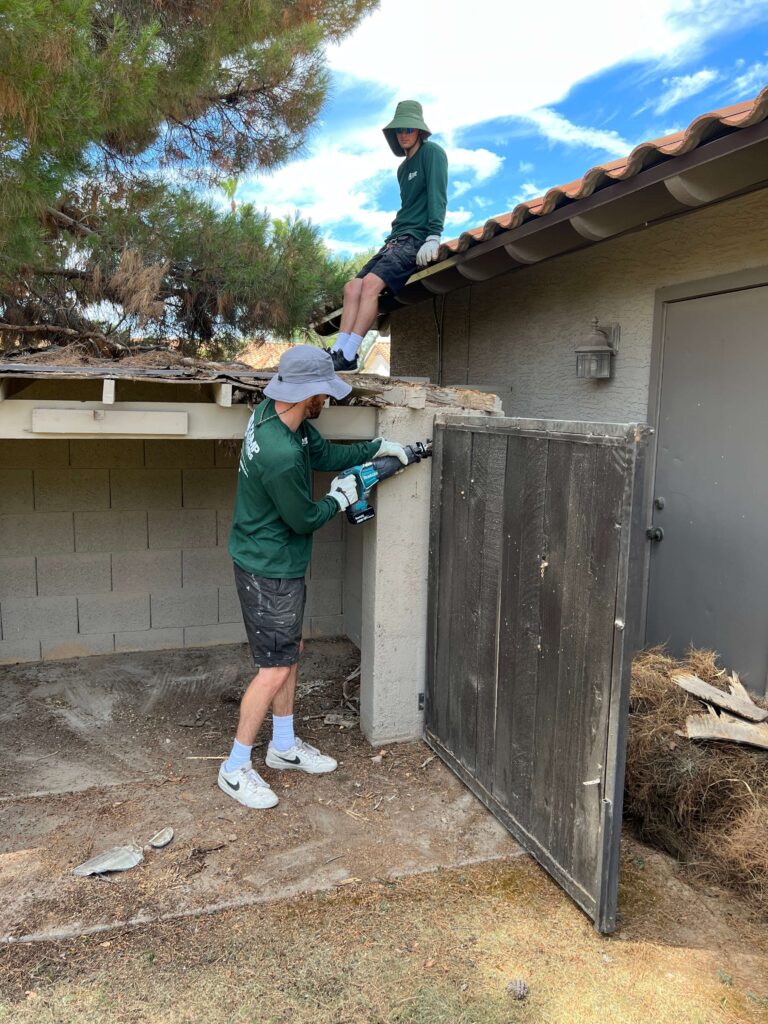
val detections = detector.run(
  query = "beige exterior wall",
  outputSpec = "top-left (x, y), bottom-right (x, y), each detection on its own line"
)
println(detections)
top-left (0, 440), bottom-right (354, 665)
top-left (391, 188), bottom-right (768, 421)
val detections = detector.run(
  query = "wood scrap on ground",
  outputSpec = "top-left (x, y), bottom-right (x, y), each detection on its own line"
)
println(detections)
top-left (672, 670), bottom-right (768, 748)
top-left (626, 647), bottom-right (768, 910)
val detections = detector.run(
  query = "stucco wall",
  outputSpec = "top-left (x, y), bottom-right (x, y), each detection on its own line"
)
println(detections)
top-left (391, 188), bottom-right (768, 421)
top-left (0, 440), bottom-right (352, 665)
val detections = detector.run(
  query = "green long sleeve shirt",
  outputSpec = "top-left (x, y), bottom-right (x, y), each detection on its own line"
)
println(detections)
top-left (228, 399), bottom-right (380, 579)
top-left (385, 140), bottom-right (448, 244)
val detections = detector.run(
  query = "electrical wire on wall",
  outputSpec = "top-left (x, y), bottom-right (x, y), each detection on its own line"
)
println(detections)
top-left (432, 294), bottom-right (446, 385)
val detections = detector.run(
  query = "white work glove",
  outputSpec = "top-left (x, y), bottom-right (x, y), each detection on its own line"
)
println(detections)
top-left (374, 438), bottom-right (409, 465)
top-left (416, 234), bottom-right (441, 267)
top-left (328, 473), bottom-right (360, 511)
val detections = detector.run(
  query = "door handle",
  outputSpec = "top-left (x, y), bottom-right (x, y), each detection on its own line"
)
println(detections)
top-left (646, 526), bottom-right (664, 542)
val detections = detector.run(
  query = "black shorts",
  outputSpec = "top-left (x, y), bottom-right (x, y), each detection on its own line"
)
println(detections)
top-left (233, 562), bottom-right (306, 668)
top-left (356, 235), bottom-right (420, 295)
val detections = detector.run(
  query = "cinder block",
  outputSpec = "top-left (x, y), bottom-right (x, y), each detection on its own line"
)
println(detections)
top-left (218, 585), bottom-right (242, 623)
top-left (0, 470), bottom-right (34, 513)
top-left (70, 440), bottom-right (144, 468)
top-left (75, 511), bottom-right (147, 552)
top-left (214, 440), bottom-right (241, 467)
top-left (110, 468), bottom-right (182, 510)
top-left (2, 596), bottom-right (77, 639)
top-left (0, 638), bottom-right (41, 664)
top-left (37, 553), bottom-right (111, 596)
top-left (151, 587), bottom-right (218, 628)
top-left (115, 627), bottom-right (184, 653)
top-left (182, 468), bottom-right (237, 509)
top-left (112, 549), bottom-right (181, 592)
top-left (309, 541), bottom-right (344, 581)
top-left (182, 548), bottom-right (233, 588)
top-left (0, 557), bottom-right (36, 598)
top-left (216, 510), bottom-right (232, 547)
top-left (184, 622), bottom-right (247, 647)
top-left (0, 513), bottom-right (74, 555)
top-left (308, 614), bottom-right (345, 637)
top-left (78, 593), bottom-right (150, 634)
top-left (145, 440), bottom-right (214, 468)
top-left (148, 509), bottom-right (216, 549)
top-left (305, 579), bottom-right (342, 617)
top-left (34, 469), bottom-right (110, 511)
top-left (42, 634), bottom-right (115, 660)
top-left (0, 440), bottom-right (68, 469)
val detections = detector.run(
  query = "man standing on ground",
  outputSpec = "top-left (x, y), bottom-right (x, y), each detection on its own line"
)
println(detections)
top-left (219, 345), bottom-right (408, 809)
top-left (329, 100), bottom-right (448, 372)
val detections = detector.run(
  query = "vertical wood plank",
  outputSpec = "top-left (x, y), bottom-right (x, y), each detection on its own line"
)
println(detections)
top-left (494, 435), bottom-right (548, 825)
top-left (473, 432), bottom-right (508, 791)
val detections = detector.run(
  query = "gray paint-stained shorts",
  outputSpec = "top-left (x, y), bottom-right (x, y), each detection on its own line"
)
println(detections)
top-left (355, 234), bottom-right (420, 295)
top-left (233, 562), bottom-right (306, 667)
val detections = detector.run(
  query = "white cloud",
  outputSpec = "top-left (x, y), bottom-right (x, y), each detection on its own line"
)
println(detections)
top-left (452, 181), bottom-right (472, 198)
top-left (731, 59), bottom-right (768, 98)
top-left (655, 69), bottom-right (719, 113)
top-left (518, 161), bottom-right (535, 175)
top-left (507, 182), bottom-right (549, 207)
top-left (326, 0), bottom-right (767, 138)
top-left (522, 109), bottom-right (631, 156)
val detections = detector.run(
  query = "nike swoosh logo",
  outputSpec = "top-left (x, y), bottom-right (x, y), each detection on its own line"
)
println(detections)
top-left (222, 778), bottom-right (240, 791)
top-left (277, 755), bottom-right (300, 764)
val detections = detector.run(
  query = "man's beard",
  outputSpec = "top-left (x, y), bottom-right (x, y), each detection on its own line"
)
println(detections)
top-left (306, 396), bottom-right (325, 419)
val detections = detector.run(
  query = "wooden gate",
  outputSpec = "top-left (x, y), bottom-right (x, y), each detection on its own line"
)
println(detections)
top-left (426, 416), bottom-right (649, 933)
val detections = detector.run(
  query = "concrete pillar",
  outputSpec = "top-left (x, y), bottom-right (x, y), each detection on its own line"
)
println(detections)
top-left (359, 406), bottom-right (436, 745)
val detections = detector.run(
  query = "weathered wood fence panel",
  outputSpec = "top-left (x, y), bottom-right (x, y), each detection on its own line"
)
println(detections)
top-left (426, 416), bottom-right (648, 933)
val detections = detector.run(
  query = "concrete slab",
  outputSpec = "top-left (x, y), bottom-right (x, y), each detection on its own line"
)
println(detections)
top-left (0, 641), bottom-right (519, 943)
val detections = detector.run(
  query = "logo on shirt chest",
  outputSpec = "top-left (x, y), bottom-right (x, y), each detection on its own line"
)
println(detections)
top-left (408, 170), bottom-right (418, 181)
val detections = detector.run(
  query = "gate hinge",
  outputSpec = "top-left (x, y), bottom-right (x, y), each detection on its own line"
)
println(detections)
top-left (417, 692), bottom-right (425, 711)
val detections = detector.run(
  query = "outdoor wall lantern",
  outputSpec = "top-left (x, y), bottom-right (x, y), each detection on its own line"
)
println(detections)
top-left (575, 318), bottom-right (620, 379)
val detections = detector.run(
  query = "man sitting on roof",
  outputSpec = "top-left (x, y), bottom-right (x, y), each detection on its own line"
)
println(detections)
top-left (329, 100), bottom-right (448, 373)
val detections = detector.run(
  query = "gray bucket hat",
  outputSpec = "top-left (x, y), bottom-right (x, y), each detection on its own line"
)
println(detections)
top-left (383, 100), bottom-right (432, 156)
top-left (264, 345), bottom-right (351, 403)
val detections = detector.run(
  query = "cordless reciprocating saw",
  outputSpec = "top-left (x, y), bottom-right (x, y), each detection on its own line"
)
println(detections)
top-left (341, 440), bottom-right (432, 525)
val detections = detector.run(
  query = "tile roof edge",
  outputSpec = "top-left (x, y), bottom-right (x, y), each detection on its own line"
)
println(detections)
top-left (441, 85), bottom-right (768, 257)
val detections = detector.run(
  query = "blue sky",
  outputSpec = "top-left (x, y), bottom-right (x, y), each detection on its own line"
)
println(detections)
top-left (236, 0), bottom-right (768, 256)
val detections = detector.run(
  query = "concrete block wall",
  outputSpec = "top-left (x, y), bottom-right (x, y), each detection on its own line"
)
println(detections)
top-left (0, 440), bottom-right (356, 665)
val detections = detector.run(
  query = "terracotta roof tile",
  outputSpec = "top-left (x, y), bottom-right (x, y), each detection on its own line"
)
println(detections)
top-left (440, 86), bottom-right (768, 257)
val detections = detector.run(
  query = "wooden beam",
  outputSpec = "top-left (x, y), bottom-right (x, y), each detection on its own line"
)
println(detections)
top-left (102, 378), bottom-right (116, 404)
top-left (684, 706), bottom-right (768, 750)
top-left (212, 382), bottom-right (233, 407)
top-left (673, 672), bottom-right (768, 722)
top-left (31, 408), bottom-right (188, 435)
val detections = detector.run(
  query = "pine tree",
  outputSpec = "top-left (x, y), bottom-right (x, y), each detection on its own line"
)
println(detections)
top-left (0, 0), bottom-right (376, 353)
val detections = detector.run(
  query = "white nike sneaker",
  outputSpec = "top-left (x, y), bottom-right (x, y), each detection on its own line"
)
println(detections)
top-left (265, 738), bottom-right (338, 775)
top-left (217, 761), bottom-right (279, 809)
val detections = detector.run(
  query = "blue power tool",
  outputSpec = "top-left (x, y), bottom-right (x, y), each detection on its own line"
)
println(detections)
top-left (342, 440), bottom-right (432, 525)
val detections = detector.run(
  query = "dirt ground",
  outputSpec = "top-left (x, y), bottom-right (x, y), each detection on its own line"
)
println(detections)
top-left (0, 640), bottom-right (515, 942)
top-left (1, 641), bottom-right (767, 1023)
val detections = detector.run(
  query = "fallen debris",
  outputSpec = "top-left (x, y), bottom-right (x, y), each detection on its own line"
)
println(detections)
top-left (626, 647), bottom-right (768, 908)
top-left (148, 827), bottom-right (174, 849)
top-left (323, 713), bottom-right (359, 729)
top-left (73, 844), bottom-right (144, 877)
top-left (506, 979), bottom-right (530, 1001)
top-left (683, 706), bottom-right (768, 750)
top-left (673, 671), bottom-right (768, 723)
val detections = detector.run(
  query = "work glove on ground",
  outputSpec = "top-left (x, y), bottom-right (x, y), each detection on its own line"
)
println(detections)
top-left (374, 438), bottom-right (409, 465)
top-left (328, 473), bottom-right (360, 511)
top-left (416, 235), bottom-right (441, 268)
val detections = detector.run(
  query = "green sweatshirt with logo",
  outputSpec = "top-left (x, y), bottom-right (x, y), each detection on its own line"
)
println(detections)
top-left (228, 399), bottom-right (380, 579)
top-left (385, 139), bottom-right (448, 244)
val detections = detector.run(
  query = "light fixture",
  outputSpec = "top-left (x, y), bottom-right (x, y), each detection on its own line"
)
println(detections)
top-left (575, 318), bottom-right (619, 379)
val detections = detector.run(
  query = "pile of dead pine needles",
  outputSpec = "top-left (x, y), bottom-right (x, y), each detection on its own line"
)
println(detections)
top-left (625, 647), bottom-right (768, 911)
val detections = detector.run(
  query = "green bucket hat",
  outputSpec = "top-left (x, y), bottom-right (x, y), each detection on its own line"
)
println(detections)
top-left (383, 100), bottom-right (431, 156)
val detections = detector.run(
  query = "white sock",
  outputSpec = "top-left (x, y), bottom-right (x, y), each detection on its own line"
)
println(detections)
top-left (342, 333), bottom-right (363, 361)
top-left (331, 332), bottom-right (349, 353)
top-left (223, 738), bottom-right (252, 773)
top-left (271, 714), bottom-right (296, 752)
